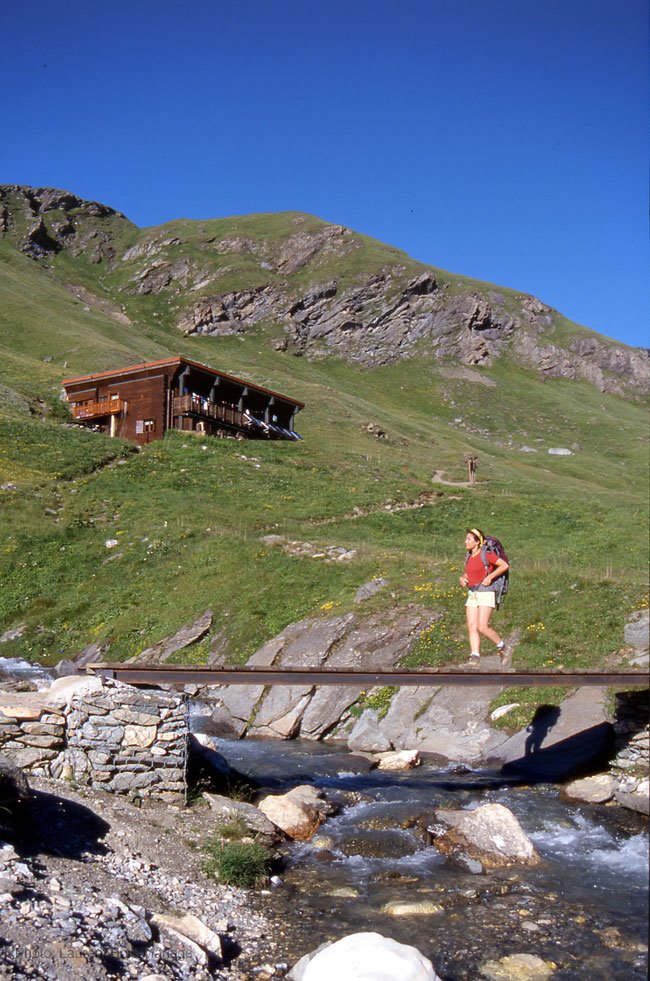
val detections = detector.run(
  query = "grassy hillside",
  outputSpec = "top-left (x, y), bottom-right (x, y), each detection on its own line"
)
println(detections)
top-left (0, 202), bottom-right (647, 679)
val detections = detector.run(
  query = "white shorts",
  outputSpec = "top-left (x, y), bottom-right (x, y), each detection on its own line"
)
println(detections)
top-left (466, 590), bottom-right (496, 609)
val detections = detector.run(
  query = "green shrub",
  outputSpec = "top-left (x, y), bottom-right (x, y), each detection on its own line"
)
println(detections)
top-left (202, 839), bottom-right (271, 888)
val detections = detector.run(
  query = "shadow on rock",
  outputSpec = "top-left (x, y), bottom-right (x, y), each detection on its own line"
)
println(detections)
top-left (503, 721), bottom-right (615, 782)
top-left (13, 788), bottom-right (110, 860)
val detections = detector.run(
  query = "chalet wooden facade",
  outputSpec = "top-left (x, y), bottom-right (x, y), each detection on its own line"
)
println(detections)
top-left (62, 357), bottom-right (304, 447)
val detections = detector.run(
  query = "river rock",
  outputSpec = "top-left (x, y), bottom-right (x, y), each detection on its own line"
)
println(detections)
top-left (375, 749), bottom-right (420, 770)
top-left (431, 802), bottom-right (540, 867)
top-left (150, 911), bottom-right (223, 962)
top-left (480, 952), bottom-right (556, 979)
top-left (288, 931), bottom-right (442, 981)
top-left (614, 787), bottom-right (650, 815)
top-left (563, 773), bottom-right (616, 803)
top-left (381, 900), bottom-right (443, 916)
top-left (203, 792), bottom-right (283, 842)
top-left (258, 785), bottom-right (331, 840)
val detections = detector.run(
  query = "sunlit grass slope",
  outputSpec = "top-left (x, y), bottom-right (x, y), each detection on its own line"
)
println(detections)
top-left (0, 220), bottom-right (647, 673)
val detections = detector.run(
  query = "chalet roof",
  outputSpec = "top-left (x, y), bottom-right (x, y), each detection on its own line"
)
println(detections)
top-left (62, 356), bottom-right (305, 407)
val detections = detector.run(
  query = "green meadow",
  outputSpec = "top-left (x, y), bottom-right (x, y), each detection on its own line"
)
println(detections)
top-left (0, 212), bottom-right (647, 692)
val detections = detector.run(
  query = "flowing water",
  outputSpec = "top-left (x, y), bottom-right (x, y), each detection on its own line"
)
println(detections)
top-left (206, 734), bottom-right (649, 981)
top-left (1, 664), bottom-right (645, 977)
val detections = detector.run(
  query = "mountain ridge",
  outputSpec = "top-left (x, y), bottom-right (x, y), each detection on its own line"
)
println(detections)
top-left (1, 183), bottom-right (646, 401)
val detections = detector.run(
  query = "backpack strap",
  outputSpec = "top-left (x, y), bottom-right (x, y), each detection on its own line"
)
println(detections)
top-left (480, 543), bottom-right (491, 575)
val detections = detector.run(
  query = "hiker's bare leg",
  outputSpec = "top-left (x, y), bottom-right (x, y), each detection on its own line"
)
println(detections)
top-left (477, 606), bottom-right (502, 646)
top-left (466, 606), bottom-right (481, 654)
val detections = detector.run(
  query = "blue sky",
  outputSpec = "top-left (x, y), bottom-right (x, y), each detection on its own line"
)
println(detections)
top-left (2, 0), bottom-right (648, 348)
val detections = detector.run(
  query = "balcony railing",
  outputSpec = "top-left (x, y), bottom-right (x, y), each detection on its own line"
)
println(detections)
top-left (172, 394), bottom-right (299, 440)
top-left (172, 394), bottom-right (252, 430)
top-left (71, 399), bottom-right (125, 420)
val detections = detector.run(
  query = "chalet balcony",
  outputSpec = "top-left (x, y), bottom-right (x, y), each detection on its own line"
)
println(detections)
top-left (71, 398), bottom-right (125, 420)
top-left (172, 394), bottom-right (252, 430)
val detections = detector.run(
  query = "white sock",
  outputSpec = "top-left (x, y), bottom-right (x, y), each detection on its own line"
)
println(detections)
top-left (496, 641), bottom-right (505, 650)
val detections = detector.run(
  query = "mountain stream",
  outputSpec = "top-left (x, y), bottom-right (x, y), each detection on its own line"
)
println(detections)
top-left (207, 733), bottom-right (648, 981)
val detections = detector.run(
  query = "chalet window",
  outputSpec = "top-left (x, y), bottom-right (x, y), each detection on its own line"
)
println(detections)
top-left (143, 419), bottom-right (156, 433)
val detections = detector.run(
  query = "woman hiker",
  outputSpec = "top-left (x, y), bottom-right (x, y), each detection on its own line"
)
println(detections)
top-left (459, 528), bottom-right (511, 669)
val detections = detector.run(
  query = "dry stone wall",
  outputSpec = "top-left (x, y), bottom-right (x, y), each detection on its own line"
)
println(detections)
top-left (0, 677), bottom-right (187, 801)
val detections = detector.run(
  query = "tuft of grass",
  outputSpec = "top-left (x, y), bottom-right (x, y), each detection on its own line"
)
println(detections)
top-left (488, 686), bottom-right (568, 731)
top-left (350, 685), bottom-right (399, 719)
top-left (216, 817), bottom-right (249, 841)
top-left (202, 838), bottom-right (271, 888)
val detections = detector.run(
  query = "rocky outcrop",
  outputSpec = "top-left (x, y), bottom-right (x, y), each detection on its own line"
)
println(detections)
top-left (0, 184), bottom-right (133, 266)
top-left (130, 609), bottom-right (213, 664)
top-left (1, 184), bottom-right (647, 397)
top-left (177, 285), bottom-right (284, 333)
top-left (204, 607), bottom-right (437, 742)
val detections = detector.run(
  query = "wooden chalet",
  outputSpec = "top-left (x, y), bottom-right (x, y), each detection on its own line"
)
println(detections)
top-left (62, 357), bottom-right (304, 446)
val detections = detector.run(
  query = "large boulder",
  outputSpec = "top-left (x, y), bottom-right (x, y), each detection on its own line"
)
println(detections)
top-left (257, 785), bottom-right (332, 841)
top-left (431, 802), bottom-right (540, 868)
top-left (288, 932), bottom-right (441, 981)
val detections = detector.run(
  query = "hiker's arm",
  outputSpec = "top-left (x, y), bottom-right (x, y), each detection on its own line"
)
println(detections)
top-left (481, 556), bottom-right (508, 586)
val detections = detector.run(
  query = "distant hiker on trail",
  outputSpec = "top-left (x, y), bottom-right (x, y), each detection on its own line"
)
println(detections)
top-left (459, 528), bottom-right (511, 669)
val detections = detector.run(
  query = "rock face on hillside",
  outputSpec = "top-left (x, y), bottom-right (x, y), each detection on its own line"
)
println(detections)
top-left (1, 184), bottom-right (647, 398)
top-left (0, 184), bottom-right (133, 265)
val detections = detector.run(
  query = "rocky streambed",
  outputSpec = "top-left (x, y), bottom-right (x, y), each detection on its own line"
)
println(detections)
top-left (209, 736), bottom-right (649, 981)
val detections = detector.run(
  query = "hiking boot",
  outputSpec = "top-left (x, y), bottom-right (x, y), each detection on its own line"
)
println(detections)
top-left (467, 655), bottom-right (481, 670)
top-left (499, 639), bottom-right (515, 669)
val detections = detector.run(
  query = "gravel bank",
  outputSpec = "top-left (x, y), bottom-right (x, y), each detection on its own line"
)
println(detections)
top-left (0, 774), bottom-right (287, 980)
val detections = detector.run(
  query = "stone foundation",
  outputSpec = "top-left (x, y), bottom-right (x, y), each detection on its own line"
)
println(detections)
top-left (611, 690), bottom-right (649, 774)
top-left (0, 677), bottom-right (187, 801)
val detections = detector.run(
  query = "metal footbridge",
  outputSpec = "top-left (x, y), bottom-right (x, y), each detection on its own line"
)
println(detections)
top-left (86, 664), bottom-right (648, 688)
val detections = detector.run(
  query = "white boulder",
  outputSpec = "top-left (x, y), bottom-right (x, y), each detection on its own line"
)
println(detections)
top-left (289, 932), bottom-right (441, 981)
